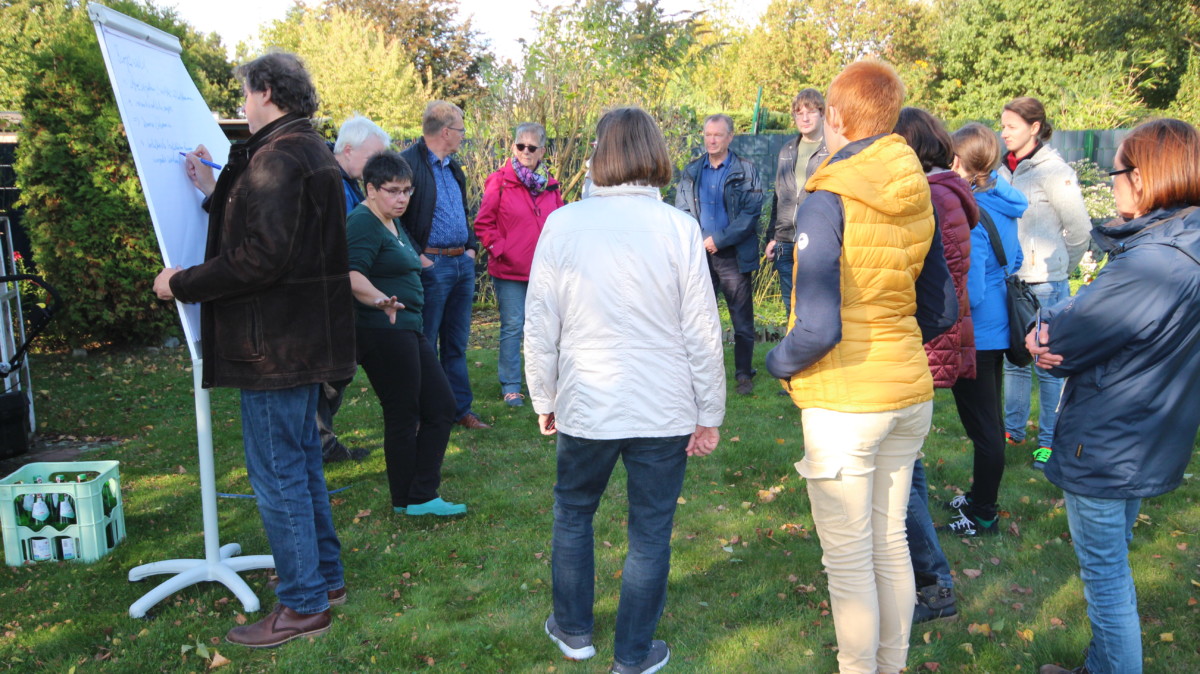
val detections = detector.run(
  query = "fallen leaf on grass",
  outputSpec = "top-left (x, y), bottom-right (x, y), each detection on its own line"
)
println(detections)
top-left (208, 651), bottom-right (230, 669)
top-left (1188, 597), bottom-right (1197, 606)
top-left (1017, 628), bottom-right (1034, 642)
top-left (962, 569), bottom-right (982, 579)
top-left (960, 643), bottom-right (975, 656)
top-left (355, 509), bottom-right (371, 518)
top-left (233, 613), bottom-right (246, 625)
top-left (922, 663), bottom-right (940, 672)
top-left (1008, 522), bottom-right (1021, 537)
top-left (729, 436), bottom-right (740, 442)
top-left (1161, 632), bottom-right (1174, 642)
top-left (176, 465), bottom-right (187, 474)
top-left (967, 623), bottom-right (992, 637)
top-left (923, 631), bottom-right (932, 644)
top-left (1050, 617), bottom-right (1065, 629)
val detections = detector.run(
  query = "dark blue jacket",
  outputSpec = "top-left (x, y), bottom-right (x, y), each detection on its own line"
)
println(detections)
top-left (675, 151), bottom-right (765, 273)
top-left (1044, 205), bottom-right (1200, 499)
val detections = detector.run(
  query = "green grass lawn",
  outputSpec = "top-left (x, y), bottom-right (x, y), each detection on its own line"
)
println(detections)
top-left (2, 310), bottom-right (1198, 673)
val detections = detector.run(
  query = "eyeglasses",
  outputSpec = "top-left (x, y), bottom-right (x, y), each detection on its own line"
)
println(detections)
top-left (1107, 166), bottom-right (1134, 177)
top-left (515, 143), bottom-right (540, 153)
top-left (448, 126), bottom-right (466, 135)
top-left (379, 185), bottom-right (414, 197)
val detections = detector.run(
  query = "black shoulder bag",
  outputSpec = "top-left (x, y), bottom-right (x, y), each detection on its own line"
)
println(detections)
top-left (978, 208), bottom-right (1039, 366)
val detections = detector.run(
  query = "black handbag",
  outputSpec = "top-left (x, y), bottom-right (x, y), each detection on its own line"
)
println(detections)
top-left (978, 209), bottom-right (1039, 366)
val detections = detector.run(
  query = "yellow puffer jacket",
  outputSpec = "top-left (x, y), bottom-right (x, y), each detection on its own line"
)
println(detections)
top-left (786, 134), bottom-right (936, 413)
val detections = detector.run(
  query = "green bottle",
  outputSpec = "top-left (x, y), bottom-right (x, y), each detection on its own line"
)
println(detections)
top-left (29, 494), bottom-right (49, 532)
top-left (58, 495), bottom-right (75, 528)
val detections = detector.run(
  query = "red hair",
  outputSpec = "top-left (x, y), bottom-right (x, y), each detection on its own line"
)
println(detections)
top-left (1117, 118), bottom-right (1200, 214)
top-left (827, 60), bottom-right (906, 141)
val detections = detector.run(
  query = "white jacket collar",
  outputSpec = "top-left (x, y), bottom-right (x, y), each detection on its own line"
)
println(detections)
top-left (588, 183), bottom-right (662, 200)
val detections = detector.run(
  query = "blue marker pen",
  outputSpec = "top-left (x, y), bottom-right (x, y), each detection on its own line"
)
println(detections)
top-left (179, 152), bottom-right (222, 170)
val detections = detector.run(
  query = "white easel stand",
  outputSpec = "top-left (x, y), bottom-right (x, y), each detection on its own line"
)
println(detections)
top-left (128, 358), bottom-right (274, 618)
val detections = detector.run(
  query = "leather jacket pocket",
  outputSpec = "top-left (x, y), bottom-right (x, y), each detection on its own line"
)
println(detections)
top-left (214, 297), bottom-right (265, 362)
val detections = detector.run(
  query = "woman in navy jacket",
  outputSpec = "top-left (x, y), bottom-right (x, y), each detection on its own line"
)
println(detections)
top-left (1032, 119), bottom-right (1200, 674)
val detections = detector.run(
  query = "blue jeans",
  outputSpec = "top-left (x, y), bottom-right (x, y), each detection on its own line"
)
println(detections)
top-left (240, 385), bottom-right (343, 614)
top-left (1063, 491), bottom-right (1143, 674)
top-left (1004, 279), bottom-right (1069, 447)
top-left (551, 432), bottom-right (689, 667)
top-left (421, 252), bottom-right (476, 419)
top-left (905, 459), bottom-right (953, 590)
top-left (772, 240), bottom-right (795, 319)
top-left (492, 277), bottom-right (527, 395)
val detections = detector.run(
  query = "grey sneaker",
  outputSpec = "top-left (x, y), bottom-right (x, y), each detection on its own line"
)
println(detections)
top-left (545, 615), bottom-right (595, 661)
top-left (913, 584), bottom-right (957, 623)
top-left (612, 640), bottom-right (670, 674)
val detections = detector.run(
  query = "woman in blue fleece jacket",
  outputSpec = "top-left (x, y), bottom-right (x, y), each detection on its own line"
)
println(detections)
top-left (941, 123), bottom-right (1028, 537)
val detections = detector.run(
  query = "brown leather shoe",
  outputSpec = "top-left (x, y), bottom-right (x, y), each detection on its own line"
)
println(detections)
top-left (225, 604), bottom-right (331, 648)
top-left (265, 577), bottom-right (346, 606)
top-left (457, 413), bottom-right (491, 429)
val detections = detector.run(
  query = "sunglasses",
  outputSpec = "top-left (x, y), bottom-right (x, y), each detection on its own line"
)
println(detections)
top-left (1107, 166), bottom-right (1134, 177)
top-left (515, 143), bottom-right (540, 153)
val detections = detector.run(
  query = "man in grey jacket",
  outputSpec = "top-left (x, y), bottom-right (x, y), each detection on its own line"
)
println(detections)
top-left (676, 114), bottom-right (765, 395)
top-left (765, 88), bottom-right (829, 320)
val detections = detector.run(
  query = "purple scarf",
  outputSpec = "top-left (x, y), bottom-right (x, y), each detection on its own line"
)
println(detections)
top-left (512, 158), bottom-right (549, 197)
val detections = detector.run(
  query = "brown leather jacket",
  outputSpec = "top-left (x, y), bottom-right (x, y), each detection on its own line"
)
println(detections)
top-left (171, 114), bottom-right (356, 390)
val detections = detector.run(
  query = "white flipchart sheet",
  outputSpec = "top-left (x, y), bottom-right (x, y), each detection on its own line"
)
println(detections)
top-left (89, 3), bottom-right (231, 360)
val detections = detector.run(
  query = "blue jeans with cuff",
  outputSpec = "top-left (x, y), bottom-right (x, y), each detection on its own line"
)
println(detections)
top-left (240, 385), bottom-right (344, 614)
top-left (1063, 490), bottom-right (1143, 674)
top-left (492, 277), bottom-right (528, 396)
top-left (551, 432), bottom-right (689, 667)
top-left (1004, 279), bottom-right (1069, 447)
top-left (905, 459), bottom-right (953, 591)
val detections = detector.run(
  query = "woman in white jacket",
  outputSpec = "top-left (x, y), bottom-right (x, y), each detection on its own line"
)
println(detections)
top-left (998, 97), bottom-right (1092, 470)
top-left (525, 107), bottom-right (726, 674)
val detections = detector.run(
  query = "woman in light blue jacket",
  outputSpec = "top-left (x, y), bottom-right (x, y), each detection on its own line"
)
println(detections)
top-left (941, 123), bottom-right (1027, 537)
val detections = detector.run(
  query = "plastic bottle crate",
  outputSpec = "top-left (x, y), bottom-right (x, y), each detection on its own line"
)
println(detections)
top-left (0, 460), bottom-right (126, 565)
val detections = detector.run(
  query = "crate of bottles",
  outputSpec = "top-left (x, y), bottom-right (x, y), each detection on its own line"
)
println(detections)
top-left (0, 460), bottom-right (125, 565)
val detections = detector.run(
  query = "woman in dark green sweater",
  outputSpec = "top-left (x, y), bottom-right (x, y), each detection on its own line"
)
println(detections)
top-left (347, 151), bottom-right (465, 517)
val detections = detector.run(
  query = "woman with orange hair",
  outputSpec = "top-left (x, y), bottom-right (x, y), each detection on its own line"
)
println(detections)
top-left (1031, 118), bottom-right (1200, 674)
top-left (766, 60), bottom-right (956, 674)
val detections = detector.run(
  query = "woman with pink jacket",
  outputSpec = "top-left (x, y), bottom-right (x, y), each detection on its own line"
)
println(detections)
top-left (474, 122), bottom-right (566, 407)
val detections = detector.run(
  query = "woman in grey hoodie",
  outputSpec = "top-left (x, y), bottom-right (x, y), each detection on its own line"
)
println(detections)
top-left (997, 97), bottom-right (1092, 470)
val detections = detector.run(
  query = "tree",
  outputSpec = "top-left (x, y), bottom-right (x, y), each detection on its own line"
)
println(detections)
top-left (322, 0), bottom-right (491, 105)
top-left (932, 0), bottom-right (1198, 127)
top-left (0, 0), bottom-right (73, 113)
top-left (257, 6), bottom-right (433, 136)
top-left (14, 0), bottom-right (237, 345)
top-left (687, 0), bottom-right (936, 118)
top-left (524, 0), bottom-right (711, 100)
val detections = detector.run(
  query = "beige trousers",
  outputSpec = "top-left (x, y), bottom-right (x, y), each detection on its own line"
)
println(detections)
top-left (798, 401), bottom-right (932, 674)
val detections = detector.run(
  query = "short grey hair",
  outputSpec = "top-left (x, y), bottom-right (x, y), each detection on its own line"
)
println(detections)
top-left (514, 122), bottom-right (547, 146)
top-left (334, 114), bottom-right (390, 154)
top-left (421, 100), bottom-right (464, 136)
top-left (703, 114), bottom-right (734, 134)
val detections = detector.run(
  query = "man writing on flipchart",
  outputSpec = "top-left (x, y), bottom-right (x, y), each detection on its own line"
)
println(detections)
top-left (153, 52), bottom-right (354, 648)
